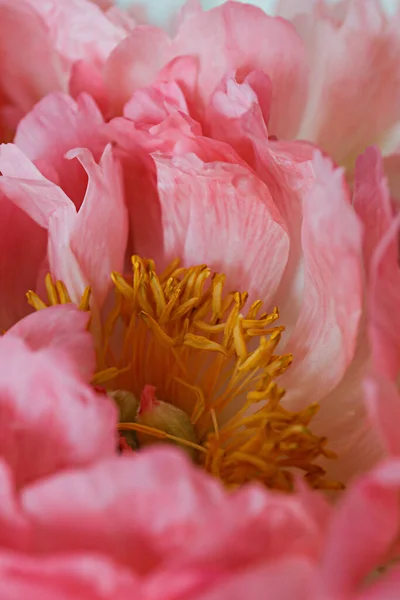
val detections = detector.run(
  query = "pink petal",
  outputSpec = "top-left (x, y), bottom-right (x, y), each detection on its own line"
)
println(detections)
top-left (104, 26), bottom-right (172, 114)
top-left (368, 214), bottom-right (400, 380)
top-left (15, 92), bottom-right (107, 208)
top-left (383, 153), bottom-right (400, 205)
top-left (0, 196), bottom-right (46, 331)
top-left (365, 376), bottom-right (400, 457)
top-left (322, 459), bottom-right (400, 595)
top-left (282, 152), bottom-right (363, 405)
top-left (353, 147), bottom-right (393, 273)
top-left (174, 2), bottom-right (308, 138)
top-left (0, 331), bottom-right (116, 488)
top-left (69, 61), bottom-right (110, 118)
top-left (206, 72), bottom-right (272, 166)
top-left (193, 559), bottom-right (317, 600)
top-left (68, 145), bottom-right (128, 308)
top-left (20, 447), bottom-right (324, 574)
top-left (152, 153), bottom-right (289, 304)
top-left (294, 0), bottom-right (400, 165)
top-left (0, 0), bottom-right (63, 115)
top-left (6, 304), bottom-right (95, 382)
top-left (0, 143), bottom-right (128, 308)
top-left (0, 551), bottom-right (138, 600)
top-left (124, 79), bottom-right (189, 125)
top-left (359, 564), bottom-right (400, 600)
top-left (23, 0), bottom-right (127, 64)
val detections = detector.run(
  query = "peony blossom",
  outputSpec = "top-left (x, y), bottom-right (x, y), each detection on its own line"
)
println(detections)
top-left (0, 0), bottom-right (400, 596)
top-left (0, 308), bottom-right (399, 598)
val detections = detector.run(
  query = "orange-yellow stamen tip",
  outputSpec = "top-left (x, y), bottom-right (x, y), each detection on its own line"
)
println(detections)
top-left (30, 260), bottom-right (341, 492)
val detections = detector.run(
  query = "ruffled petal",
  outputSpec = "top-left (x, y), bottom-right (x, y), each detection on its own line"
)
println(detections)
top-left (15, 92), bottom-right (107, 208)
top-left (174, 1), bottom-right (308, 138)
top-left (0, 144), bottom-right (128, 308)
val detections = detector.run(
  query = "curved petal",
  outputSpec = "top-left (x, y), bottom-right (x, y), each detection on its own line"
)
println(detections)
top-left (6, 304), bottom-right (95, 382)
top-left (174, 1), bottom-right (308, 138)
top-left (104, 26), bottom-right (172, 114)
top-left (282, 152), bottom-right (363, 405)
top-left (0, 144), bottom-right (128, 308)
top-left (0, 326), bottom-right (117, 488)
top-left (152, 153), bottom-right (289, 304)
top-left (0, 460), bottom-right (29, 550)
top-left (15, 92), bottom-right (107, 208)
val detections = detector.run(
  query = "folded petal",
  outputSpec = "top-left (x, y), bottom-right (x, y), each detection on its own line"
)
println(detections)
top-left (282, 152), bottom-right (363, 405)
top-left (104, 26), bottom-right (172, 114)
top-left (174, 1), bottom-right (308, 138)
top-left (151, 153), bottom-right (289, 304)
top-left (0, 313), bottom-right (117, 488)
top-left (15, 92), bottom-right (107, 208)
top-left (0, 144), bottom-right (128, 308)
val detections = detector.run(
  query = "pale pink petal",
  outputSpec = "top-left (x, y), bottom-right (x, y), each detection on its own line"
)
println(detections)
top-left (6, 304), bottom-right (95, 382)
top-left (23, 0), bottom-right (127, 64)
top-left (151, 153), bottom-right (289, 304)
top-left (104, 26), bottom-right (172, 114)
top-left (281, 152), bottom-right (363, 405)
top-left (174, 2), bottom-right (308, 138)
top-left (0, 332), bottom-right (116, 488)
top-left (294, 0), bottom-right (400, 165)
top-left (68, 145), bottom-right (128, 308)
top-left (353, 147), bottom-right (393, 272)
top-left (322, 459), bottom-right (400, 596)
top-left (0, 197), bottom-right (47, 331)
top-left (0, 0), bottom-right (63, 114)
top-left (124, 80), bottom-right (189, 125)
top-left (0, 551), bottom-right (138, 600)
top-left (368, 214), bottom-right (400, 380)
top-left (365, 376), bottom-right (400, 457)
top-left (15, 92), bottom-right (107, 207)
top-left (206, 72), bottom-right (271, 166)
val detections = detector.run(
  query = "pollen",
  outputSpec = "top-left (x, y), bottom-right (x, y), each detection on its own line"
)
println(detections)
top-left (27, 257), bottom-right (342, 492)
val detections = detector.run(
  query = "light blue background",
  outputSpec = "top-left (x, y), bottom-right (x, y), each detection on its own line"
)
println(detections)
top-left (116, 0), bottom-right (400, 28)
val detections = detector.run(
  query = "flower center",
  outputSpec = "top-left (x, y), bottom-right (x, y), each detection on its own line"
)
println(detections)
top-left (28, 256), bottom-right (341, 492)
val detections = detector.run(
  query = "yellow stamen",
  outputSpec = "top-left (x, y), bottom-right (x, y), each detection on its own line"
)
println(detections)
top-left (29, 260), bottom-right (341, 492)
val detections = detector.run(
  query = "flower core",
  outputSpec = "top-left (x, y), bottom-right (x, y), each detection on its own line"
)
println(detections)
top-left (28, 257), bottom-right (341, 492)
